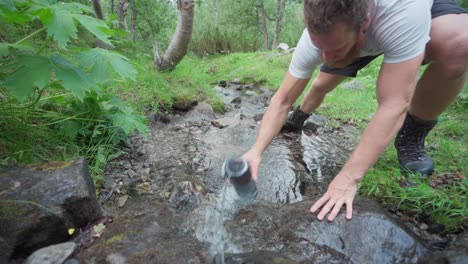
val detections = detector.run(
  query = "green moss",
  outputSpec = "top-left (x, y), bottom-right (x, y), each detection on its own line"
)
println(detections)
top-left (105, 234), bottom-right (124, 244)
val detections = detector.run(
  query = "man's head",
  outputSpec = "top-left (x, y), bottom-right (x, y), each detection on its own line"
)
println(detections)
top-left (304, 0), bottom-right (370, 68)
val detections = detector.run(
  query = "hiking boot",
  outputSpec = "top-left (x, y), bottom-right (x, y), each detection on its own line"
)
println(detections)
top-left (394, 113), bottom-right (437, 176)
top-left (282, 106), bottom-right (310, 132)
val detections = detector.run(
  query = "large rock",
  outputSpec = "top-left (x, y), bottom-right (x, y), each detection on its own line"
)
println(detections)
top-left (77, 198), bottom-right (208, 264)
top-left (223, 197), bottom-right (429, 263)
top-left (418, 231), bottom-right (468, 264)
top-left (25, 242), bottom-right (77, 264)
top-left (0, 158), bottom-right (102, 260)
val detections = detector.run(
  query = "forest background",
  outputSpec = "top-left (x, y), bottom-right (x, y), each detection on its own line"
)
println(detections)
top-left (0, 0), bottom-right (467, 233)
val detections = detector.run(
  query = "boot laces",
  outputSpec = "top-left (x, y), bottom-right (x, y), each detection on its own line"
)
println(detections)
top-left (397, 127), bottom-right (430, 161)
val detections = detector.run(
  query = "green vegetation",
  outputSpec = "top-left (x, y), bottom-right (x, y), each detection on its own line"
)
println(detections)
top-left (1, 0), bottom-right (466, 232)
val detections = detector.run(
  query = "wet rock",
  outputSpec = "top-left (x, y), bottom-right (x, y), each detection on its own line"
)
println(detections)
top-left (25, 242), bottom-right (77, 264)
top-left (225, 251), bottom-right (299, 264)
top-left (211, 115), bottom-right (241, 129)
top-left (0, 158), bottom-right (102, 260)
top-left (117, 195), bottom-right (128, 208)
top-left (427, 223), bottom-right (446, 234)
top-left (341, 79), bottom-right (366, 91)
top-left (418, 231), bottom-right (468, 264)
top-left (219, 80), bottom-right (227, 88)
top-left (307, 114), bottom-right (328, 127)
top-left (224, 197), bottom-right (428, 263)
top-left (150, 112), bottom-right (170, 124)
top-left (126, 169), bottom-right (136, 178)
top-left (253, 113), bottom-right (264, 122)
top-left (233, 84), bottom-right (243, 91)
top-left (172, 100), bottom-right (198, 111)
top-left (245, 91), bottom-right (257, 96)
top-left (135, 182), bottom-right (153, 195)
top-left (231, 97), bottom-right (242, 105)
top-left (231, 78), bottom-right (241, 85)
top-left (106, 253), bottom-right (126, 264)
top-left (77, 199), bottom-right (208, 264)
top-left (168, 181), bottom-right (205, 210)
top-left (63, 258), bottom-right (80, 264)
top-left (184, 102), bottom-right (216, 123)
top-left (0, 237), bottom-right (12, 264)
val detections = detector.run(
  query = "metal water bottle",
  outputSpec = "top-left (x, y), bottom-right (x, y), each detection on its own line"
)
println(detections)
top-left (223, 157), bottom-right (257, 200)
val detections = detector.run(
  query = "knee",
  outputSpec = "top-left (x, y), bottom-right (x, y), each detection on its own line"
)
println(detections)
top-left (429, 33), bottom-right (468, 79)
top-left (310, 78), bottom-right (335, 96)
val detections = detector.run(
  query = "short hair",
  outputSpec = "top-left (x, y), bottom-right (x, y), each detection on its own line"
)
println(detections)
top-left (304, 0), bottom-right (370, 34)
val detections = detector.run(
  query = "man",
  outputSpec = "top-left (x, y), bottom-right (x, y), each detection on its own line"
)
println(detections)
top-left (242, 0), bottom-right (467, 222)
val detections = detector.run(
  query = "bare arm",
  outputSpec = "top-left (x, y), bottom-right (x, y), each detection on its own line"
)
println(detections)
top-left (311, 53), bottom-right (424, 221)
top-left (244, 71), bottom-right (310, 179)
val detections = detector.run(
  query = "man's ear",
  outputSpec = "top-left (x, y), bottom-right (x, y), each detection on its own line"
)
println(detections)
top-left (361, 14), bottom-right (371, 34)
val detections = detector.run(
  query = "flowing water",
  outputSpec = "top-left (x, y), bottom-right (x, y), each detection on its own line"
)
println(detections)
top-left (212, 183), bottom-right (228, 264)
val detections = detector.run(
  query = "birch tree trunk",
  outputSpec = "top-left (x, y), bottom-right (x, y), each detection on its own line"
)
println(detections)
top-left (154, 0), bottom-right (195, 71)
top-left (117, 0), bottom-right (129, 30)
top-left (213, 0), bottom-right (219, 28)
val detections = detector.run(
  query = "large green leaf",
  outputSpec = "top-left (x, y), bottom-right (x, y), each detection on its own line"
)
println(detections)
top-left (74, 15), bottom-right (113, 47)
top-left (26, 1), bottom-right (111, 49)
top-left (47, 6), bottom-right (77, 48)
top-left (79, 48), bottom-right (137, 84)
top-left (108, 96), bottom-right (148, 135)
top-left (0, 0), bottom-right (15, 10)
top-left (50, 55), bottom-right (92, 101)
top-left (0, 0), bottom-right (31, 24)
top-left (1, 54), bottom-right (51, 102)
top-left (0, 43), bottom-right (34, 56)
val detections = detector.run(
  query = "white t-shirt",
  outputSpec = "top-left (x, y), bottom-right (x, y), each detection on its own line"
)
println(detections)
top-left (289, 0), bottom-right (433, 79)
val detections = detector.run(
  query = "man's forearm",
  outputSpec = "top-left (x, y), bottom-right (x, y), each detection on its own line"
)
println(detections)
top-left (251, 101), bottom-right (290, 154)
top-left (251, 72), bottom-right (310, 155)
top-left (341, 106), bottom-right (408, 181)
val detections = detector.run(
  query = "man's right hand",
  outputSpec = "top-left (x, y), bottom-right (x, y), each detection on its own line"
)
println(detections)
top-left (242, 149), bottom-right (262, 181)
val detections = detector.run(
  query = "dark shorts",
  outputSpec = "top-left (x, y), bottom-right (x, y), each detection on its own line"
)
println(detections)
top-left (320, 0), bottom-right (467, 77)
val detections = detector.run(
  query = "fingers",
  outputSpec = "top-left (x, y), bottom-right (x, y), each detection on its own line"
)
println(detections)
top-left (250, 161), bottom-right (259, 181)
top-left (242, 150), bottom-right (261, 181)
top-left (311, 195), bottom-right (354, 221)
top-left (327, 199), bottom-right (345, 221)
top-left (316, 198), bottom-right (336, 221)
top-left (345, 199), bottom-right (353, 220)
top-left (310, 194), bottom-right (330, 213)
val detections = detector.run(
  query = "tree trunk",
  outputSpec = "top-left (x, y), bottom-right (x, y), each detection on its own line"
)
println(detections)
top-left (110, 0), bottom-right (115, 14)
top-left (117, 0), bottom-right (129, 30)
top-left (92, 0), bottom-right (104, 20)
top-left (154, 0), bottom-right (195, 71)
top-left (213, 0), bottom-right (219, 28)
top-left (272, 0), bottom-right (287, 49)
top-left (130, 0), bottom-right (137, 40)
top-left (92, 0), bottom-right (111, 49)
top-left (258, 1), bottom-right (269, 50)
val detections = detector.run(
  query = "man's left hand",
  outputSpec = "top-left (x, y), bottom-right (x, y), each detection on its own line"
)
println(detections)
top-left (310, 173), bottom-right (358, 221)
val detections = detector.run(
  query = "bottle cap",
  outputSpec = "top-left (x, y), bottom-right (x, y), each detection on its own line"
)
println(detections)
top-left (224, 158), bottom-right (248, 178)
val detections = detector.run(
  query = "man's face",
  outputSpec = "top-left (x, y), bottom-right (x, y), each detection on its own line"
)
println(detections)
top-left (310, 22), bottom-right (365, 69)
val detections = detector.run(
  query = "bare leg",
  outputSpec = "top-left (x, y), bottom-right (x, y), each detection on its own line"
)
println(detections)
top-left (300, 71), bottom-right (346, 114)
top-left (410, 14), bottom-right (468, 120)
top-left (395, 14), bottom-right (468, 175)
